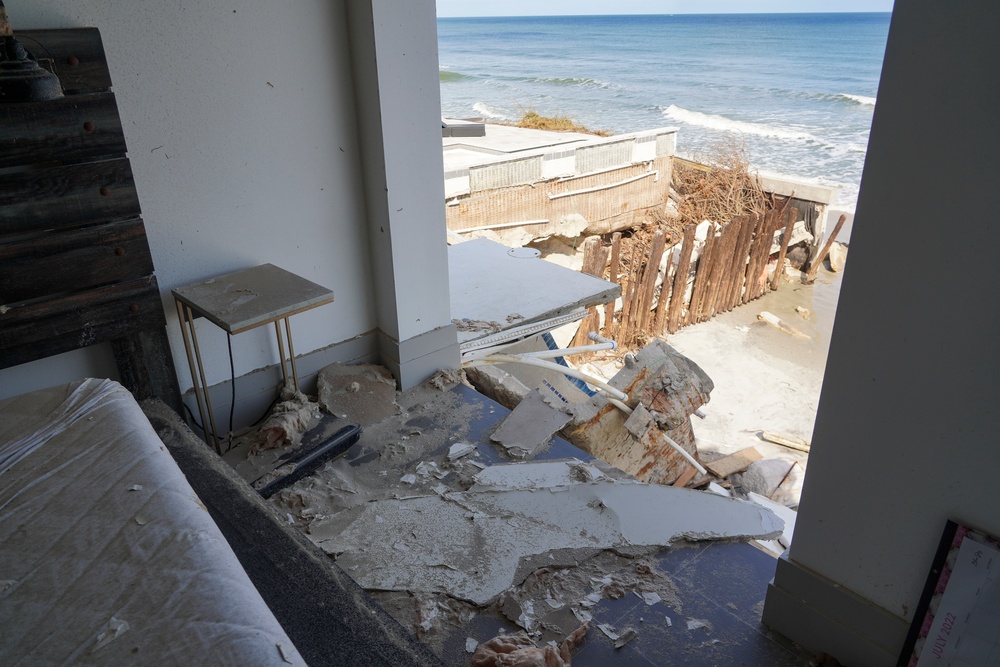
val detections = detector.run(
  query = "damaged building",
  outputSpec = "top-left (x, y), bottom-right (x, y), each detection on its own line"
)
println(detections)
top-left (1, 1), bottom-right (999, 666)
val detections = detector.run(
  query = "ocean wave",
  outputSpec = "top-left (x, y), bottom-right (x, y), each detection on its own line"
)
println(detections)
top-left (440, 70), bottom-right (475, 83)
top-left (837, 93), bottom-right (877, 106)
top-left (526, 76), bottom-right (616, 89)
top-left (472, 102), bottom-right (508, 120)
top-left (661, 105), bottom-right (816, 141)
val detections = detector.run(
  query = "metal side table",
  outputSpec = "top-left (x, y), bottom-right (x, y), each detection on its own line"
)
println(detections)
top-left (172, 263), bottom-right (334, 453)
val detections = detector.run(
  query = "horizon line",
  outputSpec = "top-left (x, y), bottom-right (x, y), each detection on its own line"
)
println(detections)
top-left (437, 11), bottom-right (892, 19)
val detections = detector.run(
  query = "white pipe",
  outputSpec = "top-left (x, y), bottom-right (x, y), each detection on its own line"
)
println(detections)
top-left (516, 342), bottom-right (616, 359)
top-left (548, 170), bottom-right (658, 200)
top-left (455, 219), bottom-right (550, 233)
top-left (463, 354), bottom-right (628, 402)
top-left (605, 398), bottom-right (707, 475)
top-left (663, 433), bottom-right (708, 476)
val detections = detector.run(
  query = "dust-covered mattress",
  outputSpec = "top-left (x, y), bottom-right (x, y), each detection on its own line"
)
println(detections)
top-left (0, 379), bottom-right (306, 666)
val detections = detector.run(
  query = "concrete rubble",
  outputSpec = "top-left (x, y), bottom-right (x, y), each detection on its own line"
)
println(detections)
top-left (562, 339), bottom-right (713, 485)
top-left (468, 338), bottom-right (714, 485)
top-left (309, 459), bottom-right (782, 606)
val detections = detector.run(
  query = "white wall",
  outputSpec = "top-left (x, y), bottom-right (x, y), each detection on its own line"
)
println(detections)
top-left (766, 0), bottom-right (1000, 662)
top-left (1, 0), bottom-right (377, 397)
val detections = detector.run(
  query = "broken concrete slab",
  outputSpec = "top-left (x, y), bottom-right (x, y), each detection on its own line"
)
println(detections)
top-left (317, 363), bottom-right (400, 426)
top-left (310, 472), bottom-right (782, 606)
top-left (490, 389), bottom-right (574, 458)
top-left (470, 458), bottom-right (608, 491)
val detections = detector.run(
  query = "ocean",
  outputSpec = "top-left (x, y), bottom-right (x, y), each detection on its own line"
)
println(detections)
top-left (438, 13), bottom-right (891, 212)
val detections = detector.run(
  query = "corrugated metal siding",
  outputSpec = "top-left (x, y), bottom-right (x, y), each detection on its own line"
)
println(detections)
top-left (575, 139), bottom-right (634, 173)
top-left (469, 156), bottom-right (543, 191)
top-left (447, 157), bottom-right (673, 234)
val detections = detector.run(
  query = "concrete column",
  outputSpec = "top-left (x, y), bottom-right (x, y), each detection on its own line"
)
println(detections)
top-left (345, 0), bottom-right (459, 388)
top-left (763, 2), bottom-right (1000, 665)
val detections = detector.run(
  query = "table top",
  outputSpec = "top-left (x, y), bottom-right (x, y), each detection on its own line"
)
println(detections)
top-left (172, 264), bottom-right (334, 334)
top-left (448, 238), bottom-right (620, 343)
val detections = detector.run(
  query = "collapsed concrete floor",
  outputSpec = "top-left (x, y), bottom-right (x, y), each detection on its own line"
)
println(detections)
top-left (225, 367), bottom-right (818, 665)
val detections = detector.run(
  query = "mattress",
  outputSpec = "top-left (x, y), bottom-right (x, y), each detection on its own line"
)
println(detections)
top-left (0, 379), bottom-right (306, 666)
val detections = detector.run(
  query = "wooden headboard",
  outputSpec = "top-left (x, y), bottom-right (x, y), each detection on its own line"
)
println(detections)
top-left (0, 28), bottom-right (180, 410)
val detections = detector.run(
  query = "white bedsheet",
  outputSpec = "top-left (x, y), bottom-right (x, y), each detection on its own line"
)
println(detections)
top-left (0, 379), bottom-right (306, 666)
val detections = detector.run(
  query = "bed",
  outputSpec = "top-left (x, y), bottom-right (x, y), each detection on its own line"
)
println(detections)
top-left (0, 379), bottom-right (306, 665)
top-left (0, 27), bottom-right (439, 667)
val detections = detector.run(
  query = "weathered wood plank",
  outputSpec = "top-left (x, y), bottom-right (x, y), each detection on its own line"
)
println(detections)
top-left (637, 230), bottom-right (666, 334)
top-left (652, 246), bottom-right (675, 336)
top-left (0, 219), bottom-right (154, 303)
top-left (617, 243), bottom-right (641, 342)
top-left (604, 232), bottom-right (621, 337)
top-left (805, 212), bottom-right (849, 283)
top-left (722, 215), bottom-right (752, 311)
top-left (19, 28), bottom-right (112, 93)
top-left (705, 447), bottom-right (763, 478)
top-left (112, 327), bottom-right (182, 410)
top-left (705, 219), bottom-right (739, 320)
top-left (0, 158), bottom-right (140, 235)
top-left (571, 237), bottom-right (609, 348)
top-left (0, 277), bottom-right (165, 368)
top-left (731, 213), bottom-right (758, 308)
top-left (667, 224), bottom-right (697, 334)
top-left (686, 225), bottom-right (718, 325)
top-left (770, 207), bottom-right (800, 290)
top-left (744, 211), bottom-right (775, 303)
top-left (0, 93), bottom-right (126, 167)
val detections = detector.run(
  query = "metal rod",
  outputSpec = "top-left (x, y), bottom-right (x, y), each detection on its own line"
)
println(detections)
top-left (176, 301), bottom-right (219, 453)
top-left (284, 317), bottom-right (299, 391)
top-left (274, 321), bottom-right (290, 389)
top-left (186, 304), bottom-right (220, 454)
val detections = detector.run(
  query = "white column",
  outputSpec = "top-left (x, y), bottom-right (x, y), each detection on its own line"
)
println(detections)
top-left (763, 2), bottom-right (1000, 665)
top-left (346, 0), bottom-right (459, 388)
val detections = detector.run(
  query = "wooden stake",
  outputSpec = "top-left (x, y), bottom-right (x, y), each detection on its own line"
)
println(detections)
top-left (687, 225), bottom-right (718, 324)
top-left (571, 237), bottom-right (609, 348)
top-left (618, 243), bottom-right (641, 344)
top-left (770, 207), bottom-right (800, 291)
top-left (741, 212), bottom-right (767, 305)
top-left (805, 213), bottom-right (849, 283)
top-left (667, 224), bottom-right (697, 334)
top-left (637, 230), bottom-right (666, 334)
top-left (652, 247), bottom-right (675, 335)
top-left (605, 232), bottom-right (622, 337)
top-left (727, 214), bottom-right (754, 310)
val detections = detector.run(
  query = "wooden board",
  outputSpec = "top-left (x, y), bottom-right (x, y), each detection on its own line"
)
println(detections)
top-left (0, 278), bottom-right (166, 368)
top-left (0, 93), bottom-right (126, 168)
top-left (0, 158), bottom-right (141, 235)
top-left (18, 28), bottom-right (112, 93)
top-left (0, 28), bottom-right (179, 409)
top-left (705, 447), bottom-right (763, 478)
top-left (0, 219), bottom-right (154, 303)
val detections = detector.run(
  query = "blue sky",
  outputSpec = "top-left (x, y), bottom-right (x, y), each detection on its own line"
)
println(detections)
top-left (437, 1), bottom-right (894, 18)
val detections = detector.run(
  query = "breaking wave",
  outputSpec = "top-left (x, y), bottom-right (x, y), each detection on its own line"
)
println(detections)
top-left (472, 102), bottom-right (508, 119)
top-left (661, 105), bottom-right (816, 141)
top-left (526, 76), bottom-right (616, 89)
top-left (837, 93), bottom-right (877, 106)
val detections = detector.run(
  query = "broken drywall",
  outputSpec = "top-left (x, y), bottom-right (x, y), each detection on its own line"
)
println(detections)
top-left (310, 463), bottom-right (781, 606)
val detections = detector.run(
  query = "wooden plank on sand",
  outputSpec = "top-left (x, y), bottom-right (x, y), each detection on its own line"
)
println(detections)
top-left (705, 447), bottom-right (763, 478)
